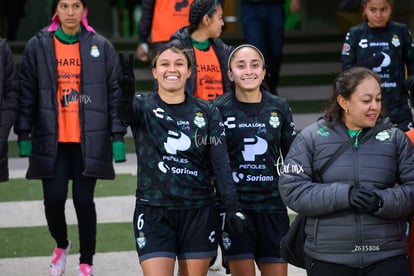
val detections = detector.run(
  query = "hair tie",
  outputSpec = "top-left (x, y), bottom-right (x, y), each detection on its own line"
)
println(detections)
top-left (227, 44), bottom-right (265, 70)
top-left (206, 0), bottom-right (218, 16)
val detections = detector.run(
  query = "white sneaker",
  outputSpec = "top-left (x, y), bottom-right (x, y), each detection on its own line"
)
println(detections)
top-left (49, 240), bottom-right (71, 276)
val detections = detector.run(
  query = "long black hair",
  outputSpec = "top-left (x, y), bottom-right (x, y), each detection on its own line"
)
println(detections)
top-left (188, 0), bottom-right (220, 33)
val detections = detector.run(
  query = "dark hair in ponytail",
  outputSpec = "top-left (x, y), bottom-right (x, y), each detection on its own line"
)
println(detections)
top-left (188, 0), bottom-right (219, 33)
top-left (324, 67), bottom-right (382, 123)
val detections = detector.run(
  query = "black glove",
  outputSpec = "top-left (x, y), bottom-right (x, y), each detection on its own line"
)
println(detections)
top-left (349, 187), bottom-right (382, 213)
top-left (118, 52), bottom-right (136, 97)
top-left (226, 206), bottom-right (250, 235)
top-left (407, 76), bottom-right (414, 93)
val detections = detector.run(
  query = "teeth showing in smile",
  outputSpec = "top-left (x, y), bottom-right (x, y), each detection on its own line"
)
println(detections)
top-left (243, 77), bottom-right (256, 81)
top-left (166, 76), bottom-right (179, 80)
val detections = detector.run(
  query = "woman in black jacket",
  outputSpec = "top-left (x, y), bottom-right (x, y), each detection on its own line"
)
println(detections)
top-left (15, 1), bottom-right (126, 275)
top-left (0, 39), bottom-right (18, 182)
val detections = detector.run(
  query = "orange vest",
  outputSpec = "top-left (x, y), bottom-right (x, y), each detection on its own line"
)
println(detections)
top-left (193, 46), bottom-right (224, 101)
top-left (54, 37), bottom-right (81, 143)
top-left (407, 129), bottom-right (414, 144)
top-left (151, 0), bottom-right (194, 43)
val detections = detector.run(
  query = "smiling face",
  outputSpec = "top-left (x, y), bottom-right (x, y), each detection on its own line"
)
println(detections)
top-left (227, 46), bottom-right (266, 93)
top-left (56, 0), bottom-right (85, 34)
top-left (338, 76), bottom-right (382, 130)
top-left (363, 0), bottom-right (392, 28)
top-left (152, 48), bottom-right (192, 95)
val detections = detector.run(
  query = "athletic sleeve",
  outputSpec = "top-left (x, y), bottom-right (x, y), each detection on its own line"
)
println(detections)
top-left (402, 26), bottom-right (414, 76)
top-left (340, 31), bottom-right (358, 70)
top-left (137, 0), bottom-right (155, 43)
top-left (208, 106), bottom-right (240, 208)
top-left (280, 98), bottom-right (297, 157)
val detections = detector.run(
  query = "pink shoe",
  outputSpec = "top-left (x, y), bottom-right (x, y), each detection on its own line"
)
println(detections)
top-left (78, 263), bottom-right (93, 276)
top-left (49, 241), bottom-right (71, 276)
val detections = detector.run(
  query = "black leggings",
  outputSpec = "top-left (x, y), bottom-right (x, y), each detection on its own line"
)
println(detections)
top-left (42, 143), bottom-right (97, 265)
top-left (305, 254), bottom-right (411, 276)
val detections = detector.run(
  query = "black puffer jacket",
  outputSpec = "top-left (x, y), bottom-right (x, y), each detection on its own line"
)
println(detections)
top-left (169, 27), bottom-right (233, 95)
top-left (0, 39), bottom-right (19, 182)
top-left (279, 118), bottom-right (414, 268)
top-left (241, 0), bottom-right (285, 5)
top-left (15, 28), bottom-right (126, 179)
top-left (137, 0), bottom-right (155, 43)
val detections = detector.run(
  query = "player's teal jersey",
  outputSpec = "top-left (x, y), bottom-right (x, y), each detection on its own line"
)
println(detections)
top-left (214, 91), bottom-right (296, 213)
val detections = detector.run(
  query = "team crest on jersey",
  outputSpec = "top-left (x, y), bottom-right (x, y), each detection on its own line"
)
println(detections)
top-left (391, 35), bottom-right (400, 47)
top-left (222, 232), bottom-right (232, 250)
top-left (341, 43), bottom-right (351, 55)
top-left (375, 130), bottom-right (391, 141)
top-left (90, 45), bottom-right (100, 58)
top-left (316, 126), bottom-right (329, 136)
top-left (136, 231), bottom-right (147, 249)
top-left (194, 112), bottom-right (206, 128)
top-left (269, 112), bottom-right (280, 128)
